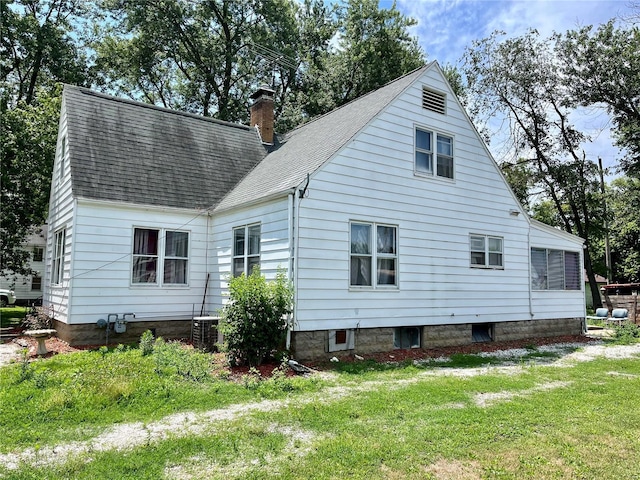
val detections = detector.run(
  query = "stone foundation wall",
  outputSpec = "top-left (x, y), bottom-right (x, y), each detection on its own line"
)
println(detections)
top-left (291, 317), bottom-right (584, 362)
top-left (53, 319), bottom-right (192, 346)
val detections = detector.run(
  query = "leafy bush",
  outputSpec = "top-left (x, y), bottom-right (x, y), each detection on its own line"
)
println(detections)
top-left (219, 267), bottom-right (294, 367)
top-left (139, 330), bottom-right (155, 356)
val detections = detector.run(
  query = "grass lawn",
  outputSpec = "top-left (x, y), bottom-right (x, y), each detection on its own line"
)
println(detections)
top-left (1, 339), bottom-right (639, 479)
top-left (0, 306), bottom-right (28, 329)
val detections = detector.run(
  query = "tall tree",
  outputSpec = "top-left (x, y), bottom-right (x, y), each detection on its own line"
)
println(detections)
top-left (1, 0), bottom-right (89, 277)
top-left (608, 176), bottom-right (640, 282)
top-left (1, 89), bottom-right (60, 276)
top-left (307, 0), bottom-right (425, 115)
top-left (1, 0), bottom-right (89, 107)
top-left (463, 30), bottom-right (605, 307)
top-left (93, 0), bottom-right (332, 123)
top-left (557, 22), bottom-right (640, 176)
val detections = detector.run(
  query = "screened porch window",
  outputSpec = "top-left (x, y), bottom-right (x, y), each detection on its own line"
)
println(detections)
top-left (350, 222), bottom-right (397, 288)
top-left (531, 248), bottom-right (581, 290)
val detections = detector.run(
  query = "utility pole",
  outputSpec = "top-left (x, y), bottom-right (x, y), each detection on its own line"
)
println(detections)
top-left (598, 157), bottom-right (612, 282)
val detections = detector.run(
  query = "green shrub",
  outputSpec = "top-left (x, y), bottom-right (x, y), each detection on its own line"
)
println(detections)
top-left (613, 322), bottom-right (640, 344)
top-left (152, 338), bottom-right (212, 382)
top-left (219, 267), bottom-right (293, 367)
top-left (139, 330), bottom-right (155, 356)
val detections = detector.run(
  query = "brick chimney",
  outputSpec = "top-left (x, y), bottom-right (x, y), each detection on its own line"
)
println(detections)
top-left (250, 86), bottom-right (275, 144)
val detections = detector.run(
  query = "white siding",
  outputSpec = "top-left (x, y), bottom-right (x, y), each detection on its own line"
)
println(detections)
top-left (209, 198), bottom-right (290, 312)
top-left (43, 101), bottom-right (74, 321)
top-left (293, 67), bottom-right (582, 331)
top-left (59, 200), bottom-right (210, 324)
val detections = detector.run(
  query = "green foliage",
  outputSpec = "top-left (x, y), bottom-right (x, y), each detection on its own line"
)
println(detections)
top-left (152, 338), bottom-right (212, 382)
top-left (139, 330), bottom-right (155, 356)
top-left (557, 22), bottom-right (640, 176)
top-left (306, 0), bottom-right (425, 116)
top-left (1, 90), bottom-right (61, 277)
top-left (612, 322), bottom-right (640, 344)
top-left (608, 176), bottom-right (640, 283)
top-left (219, 268), bottom-right (293, 367)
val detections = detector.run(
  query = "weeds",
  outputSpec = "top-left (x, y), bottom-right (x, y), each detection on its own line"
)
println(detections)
top-left (613, 322), bottom-right (640, 344)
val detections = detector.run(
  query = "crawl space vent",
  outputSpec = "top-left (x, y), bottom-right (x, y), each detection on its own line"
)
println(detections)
top-left (422, 87), bottom-right (446, 114)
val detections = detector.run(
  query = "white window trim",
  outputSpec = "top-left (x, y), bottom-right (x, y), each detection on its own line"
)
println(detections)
top-left (349, 221), bottom-right (399, 290)
top-left (470, 234), bottom-right (504, 269)
top-left (131, 227), bottom-right (190, 287)
top-left (414, 126), bottom-right (455, 180)
top-left (51, 228), bottom-right (66, 285)
top-left (232, 223), bottom-right (261, 277)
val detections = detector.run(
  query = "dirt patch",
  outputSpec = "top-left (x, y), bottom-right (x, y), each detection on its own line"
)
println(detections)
top-left (424, 458), bottom-right (482, 480)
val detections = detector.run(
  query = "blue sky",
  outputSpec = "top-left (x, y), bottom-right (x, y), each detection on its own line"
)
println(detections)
top-left (386, 0), bottom-right (636, 172)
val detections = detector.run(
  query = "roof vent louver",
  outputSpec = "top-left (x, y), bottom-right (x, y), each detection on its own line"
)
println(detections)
top-left (422, 87), bottom-right (446, 115)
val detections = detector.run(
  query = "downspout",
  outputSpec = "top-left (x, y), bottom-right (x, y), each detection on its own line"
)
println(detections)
top-left (528, 226), bottom-right (534, 318)
top-left (286, 191), bottom-right (296, 350)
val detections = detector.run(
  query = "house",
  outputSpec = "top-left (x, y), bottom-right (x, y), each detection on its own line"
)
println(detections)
top-left (43, 62), bottom-right (586, 359)
top-left (584, 271), bottom-right (608, 309)
top-left (1, 226), bottom-right (47, 305)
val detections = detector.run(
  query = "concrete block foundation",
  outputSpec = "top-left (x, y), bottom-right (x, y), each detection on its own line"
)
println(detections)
top-left (290, 317), bottom-right (584, 362)
top-left (53, 319), bottom-right (192, 346)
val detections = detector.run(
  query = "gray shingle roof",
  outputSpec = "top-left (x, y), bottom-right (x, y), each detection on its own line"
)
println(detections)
top-left (214, 63), bottom-right (431, 212)
top-left (64, 86), bottom-right (268, 210)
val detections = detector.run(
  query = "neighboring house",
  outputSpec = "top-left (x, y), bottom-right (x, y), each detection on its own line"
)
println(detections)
top-left (584, 271), bottom-right (608, 309)
top-left (44, 62), bottom-right (586, 359)
top-left (1, 227), bottom-right (47, 305)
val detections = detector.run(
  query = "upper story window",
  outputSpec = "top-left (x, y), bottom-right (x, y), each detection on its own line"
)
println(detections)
top-left (350, 222), bottom-right (397, 288)
top-left (32, 246), bottom-right (44, 262)
top-left (233, 224), bottom-right (261, 277)
top-left (59, 135), bottom-right (67, 181)
top-left (415, 127), bottom-right (454, 179)
top-left (132, 228), bottom-right (189, 285)
top-left (51, 228), bottom-right (66, 285)
top-left (531, 248), bottom-right (581, 290)
top-left (470, 234), bottom-right (503, 268)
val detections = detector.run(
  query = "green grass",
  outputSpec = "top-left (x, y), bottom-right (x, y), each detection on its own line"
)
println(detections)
top-left (1, 341), bottom-right (640, 479)
top-left (0, 306), bottom-right (28, 328)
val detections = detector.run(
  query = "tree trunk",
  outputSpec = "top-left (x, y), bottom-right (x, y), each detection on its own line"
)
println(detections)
top-left (583, 246), bottom-right (603, 309)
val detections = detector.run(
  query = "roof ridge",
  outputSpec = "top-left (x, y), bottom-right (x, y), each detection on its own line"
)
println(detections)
top-left (281, 63), bottom-right (432, 137)
top-left (64, 84), bottom-right (254, 132)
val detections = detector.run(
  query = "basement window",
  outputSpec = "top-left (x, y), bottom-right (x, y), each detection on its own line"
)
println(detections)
top-left (394, 327), bottom-right (421, 349)
top-left (472, 323), bottom-right (493, 343)
top-left (328, 329), bottom-right (354, 352)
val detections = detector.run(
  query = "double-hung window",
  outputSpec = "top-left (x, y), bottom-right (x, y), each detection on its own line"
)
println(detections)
top-left (233, 224), bottom-right (261, 277)
top-left (132, 228), bottom-right (189, 285)
top-left (51, 228), bottom-right (66, 285)
top-left (33, 246), bottom-right (44, 263)
top-left (415, 127), bottom-right (454, 179)
top-left (350, 222), bottom-right (397, 288)
top-left (531, 248), bottom-right (581, 290)
top-left (470, 234), bottom-right (503, 268)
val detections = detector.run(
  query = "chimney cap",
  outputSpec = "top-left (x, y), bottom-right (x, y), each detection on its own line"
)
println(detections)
top-left (251, 85), bottom-right (275, 100)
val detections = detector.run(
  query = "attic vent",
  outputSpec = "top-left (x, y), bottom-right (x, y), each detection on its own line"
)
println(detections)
top-left (422, 87), bottom-right (446, 114)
